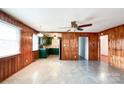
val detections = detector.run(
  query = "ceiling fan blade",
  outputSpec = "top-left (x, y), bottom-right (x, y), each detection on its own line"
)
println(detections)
top-left (77, 27), bottom-right (83, 31)
top-left (78, 24), bottom-right (92, 28)
top-left (67, 29), bottom-right (71, 32)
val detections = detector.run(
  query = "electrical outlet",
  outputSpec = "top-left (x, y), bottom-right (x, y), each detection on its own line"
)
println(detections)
top-left (64, 44), bottom-right (66, 47)
top-left (26, 59), bottom-right (28, 63)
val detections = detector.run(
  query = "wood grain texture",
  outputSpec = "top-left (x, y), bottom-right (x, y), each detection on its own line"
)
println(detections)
top-left (88, 33), bottom-right (98, 60)
top-left (98, 24), bottom-right (124, 70)
top-left (61, 32), bottom-right (98, 60)
top-left (0, 55), bottom-right (20, 82)
top-left (0, 11), bottom-right (39, 82)
top-left (32, 51), bottom-right (39, 62)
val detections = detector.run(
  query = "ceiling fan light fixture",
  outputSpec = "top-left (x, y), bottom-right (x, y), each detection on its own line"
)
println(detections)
top-left (37, 33), bottom-right (44, 37)
top-left (70, 27), bottom-right (76, 32)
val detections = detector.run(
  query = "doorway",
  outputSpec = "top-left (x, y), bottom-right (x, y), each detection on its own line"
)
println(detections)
top-left (39, 33), bottom-right (61, 60)
top-left (59, 38), bottom-right (62, 60)
top-left (78, 37), bottom-right (89, 60)
top-left (100, 35), bottom-right (108, 63)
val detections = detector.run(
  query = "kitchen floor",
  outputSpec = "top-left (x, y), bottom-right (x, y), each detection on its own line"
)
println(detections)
top-left (1, 55), bottom-right (124, 84)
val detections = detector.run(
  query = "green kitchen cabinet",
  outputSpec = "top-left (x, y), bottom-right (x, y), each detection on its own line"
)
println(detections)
top-left (39, 48), bottom-right (48, 58)
top-left (54, 48), bottom-right (59, 55)
top-left (39, 48), bottom-right (59, 58)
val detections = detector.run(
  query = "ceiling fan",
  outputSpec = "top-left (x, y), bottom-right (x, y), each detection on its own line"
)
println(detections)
top-left (60, 21), bottom-right (92, 32)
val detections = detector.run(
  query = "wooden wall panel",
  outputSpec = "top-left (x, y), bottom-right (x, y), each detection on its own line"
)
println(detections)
top-left (32, 51), bottom-right (39, 62)
top-left (88, 34), bottom-right (98, 60)
top-left (21, 31), bottom-right (33, 67)
top-left (0, 11), bottom-right (39, 82)
top-left (98, 25), bottom-right (124, 70)
top-left (62, 33), bottom-right (78, 60)
top-left (0, 55), bottom-right (20, 82)
top-left (61, 32), bottom-right (98, 60)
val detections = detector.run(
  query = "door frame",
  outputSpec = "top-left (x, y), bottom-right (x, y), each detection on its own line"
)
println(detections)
top-left (78, 36), bottom-right (89, 60)
top-left (98, 34), bottom-right (109, 63)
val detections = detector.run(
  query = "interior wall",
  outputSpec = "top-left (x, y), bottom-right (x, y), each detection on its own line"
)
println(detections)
top-left (0, 11), bottom-right (39, 82)
top-left (46, 38), bottom-right (60, 48)
top-left (62, 33), bottom-right (98, 60)
top-left (44, 33), bottom-right (61, 48)
top-left (98, 24), bottom-right (124, 70)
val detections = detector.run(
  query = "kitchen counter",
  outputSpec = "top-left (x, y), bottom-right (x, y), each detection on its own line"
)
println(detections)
top-left (39, 48), bottom-right (59, 58)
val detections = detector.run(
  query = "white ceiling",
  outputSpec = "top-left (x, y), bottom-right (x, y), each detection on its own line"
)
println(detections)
top-left (1, 8), bottom-right (124, 32)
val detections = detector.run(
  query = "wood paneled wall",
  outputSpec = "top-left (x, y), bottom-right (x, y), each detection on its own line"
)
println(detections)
top-left (98, 25), bottom-right (124, 70)
top-left (0, 11), bottom-right (39, 82)
top-left (0, 55), bottom-right (20, 81)
top-left (61, 32), bottom-right (98, 60)
top-left (62, 33), bottom-right (79, 60)
top-left (88, 33), bottom-right (98, 60)
top-left (32, 51), bottom-right (39, 62)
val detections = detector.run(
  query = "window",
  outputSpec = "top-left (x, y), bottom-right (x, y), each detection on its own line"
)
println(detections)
top-left (32, 34), bottom-right (39, 51)
top-left (0, 20), bottom-right (21, 58)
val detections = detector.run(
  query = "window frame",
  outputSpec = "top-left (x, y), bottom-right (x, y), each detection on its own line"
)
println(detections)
top-left (0, 20), bottom-right (21, 58)
top-left (32, 33), bottom-right (39, 51)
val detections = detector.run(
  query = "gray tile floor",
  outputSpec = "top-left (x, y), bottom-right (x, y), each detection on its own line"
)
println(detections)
top-left (1, 55), bottom-right (124, 84)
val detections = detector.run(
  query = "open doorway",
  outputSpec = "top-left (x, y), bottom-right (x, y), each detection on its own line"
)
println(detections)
top-left (78, 37), bottom-right (89, 60)
top-left (100, 35), bottom-right (108, 63)
top-left (39, 33), bottom-right (61, 60)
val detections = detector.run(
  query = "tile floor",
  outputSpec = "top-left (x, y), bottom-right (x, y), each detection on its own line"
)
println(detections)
top-left (1, 55), bottom-right (124, 84)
